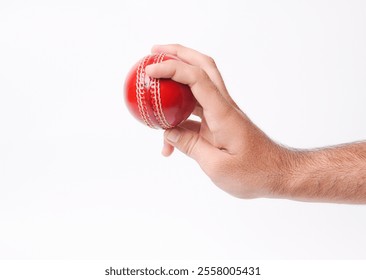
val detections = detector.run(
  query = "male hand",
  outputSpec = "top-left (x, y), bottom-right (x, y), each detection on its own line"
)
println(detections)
top-left (146, 44), bottom-right (291, 199)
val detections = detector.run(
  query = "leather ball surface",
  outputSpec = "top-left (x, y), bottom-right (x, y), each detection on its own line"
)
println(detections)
top-left (124, 53), bottom-right (196, 129)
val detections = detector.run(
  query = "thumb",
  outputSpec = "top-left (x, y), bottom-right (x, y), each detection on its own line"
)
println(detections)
top-left (164, 127), bottom-right (218, 163)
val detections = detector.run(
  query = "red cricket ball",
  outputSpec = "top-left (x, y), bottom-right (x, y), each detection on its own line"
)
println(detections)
top-left (124, 53), bottom-right (196, 129)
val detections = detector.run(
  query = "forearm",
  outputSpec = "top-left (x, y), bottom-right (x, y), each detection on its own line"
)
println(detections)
top-left (279, 142), bottom-right (366, 203)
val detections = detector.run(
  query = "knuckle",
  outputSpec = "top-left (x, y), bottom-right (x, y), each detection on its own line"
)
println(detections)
top-left (172, 43), bottom-right (182, 49)
top-left (203, 55), bottom-right (217, 68)
top-left (170, 43), bottom-right (183, 53)
top-left (192, 66), bottom-right (209, 82)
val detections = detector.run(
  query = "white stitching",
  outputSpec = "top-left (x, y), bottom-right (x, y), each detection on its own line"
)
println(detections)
top-left (150, 53), bottom-right (173, 129)
top-left (135, 55), bottom-right (155, 128)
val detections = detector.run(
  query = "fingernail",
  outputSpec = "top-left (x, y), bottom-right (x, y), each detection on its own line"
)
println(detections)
top-left (166, 129), bottom-right (180, 143)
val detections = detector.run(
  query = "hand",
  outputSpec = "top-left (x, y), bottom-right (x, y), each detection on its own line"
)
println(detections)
top-left (145, 44), bottom-right (292, 199)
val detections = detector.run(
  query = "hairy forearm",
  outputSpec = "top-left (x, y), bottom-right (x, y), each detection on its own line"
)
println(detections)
top-left (278, 142), bottom-right (366, 203)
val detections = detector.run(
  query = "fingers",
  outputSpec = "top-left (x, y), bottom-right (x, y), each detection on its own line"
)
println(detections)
top-left (164, 127), bottom-right (220, 162)
top-left (151, 44), bottom-right (239, 110)
top-left (145, 60), bottom-right (232, 120)
top-left (152, 44), bottom-right (217, 70)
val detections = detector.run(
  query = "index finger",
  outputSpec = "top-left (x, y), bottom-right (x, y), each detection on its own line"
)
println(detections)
top-left (145, 59), bottom-right (233, 121)
top-left (151, 44), bottom-right (240, 110)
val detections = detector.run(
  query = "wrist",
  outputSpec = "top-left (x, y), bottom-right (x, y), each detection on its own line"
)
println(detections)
top-left (265, 145), bottom-right (303, 199)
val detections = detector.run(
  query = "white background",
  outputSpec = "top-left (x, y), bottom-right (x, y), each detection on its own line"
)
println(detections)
top-left (0, 0), bottom-right (365, 259)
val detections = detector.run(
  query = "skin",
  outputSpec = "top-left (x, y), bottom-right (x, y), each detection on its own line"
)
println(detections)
top-left (145, 44), bottom-right (366, 204)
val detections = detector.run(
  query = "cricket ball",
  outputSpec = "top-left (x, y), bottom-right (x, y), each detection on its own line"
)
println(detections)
top-left (124, 53), bottom-right (196, 129)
